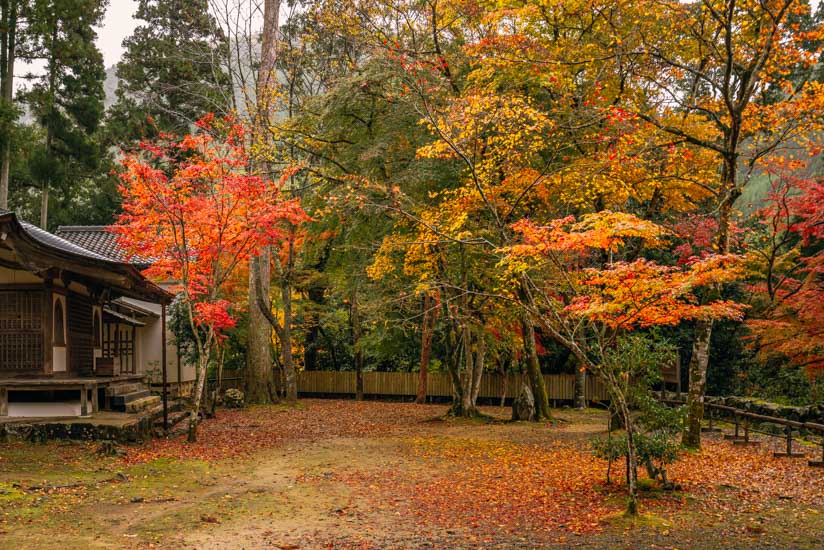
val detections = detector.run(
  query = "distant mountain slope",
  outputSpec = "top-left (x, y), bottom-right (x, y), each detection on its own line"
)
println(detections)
top-left (104, 64), bottom-right (118, 109)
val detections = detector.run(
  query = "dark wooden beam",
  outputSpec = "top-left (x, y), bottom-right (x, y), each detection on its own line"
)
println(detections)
top-left (161, 303), bottom-right (168, 431)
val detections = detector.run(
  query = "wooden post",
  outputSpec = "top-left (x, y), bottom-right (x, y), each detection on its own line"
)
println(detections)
top-left (809, 438), bottom-right (824, 467)
top-left (702, 406), bottom-right (721, 433)
top-left (675, 355), bottom-right (682, 397)
top-left (734, 416), bottom-right (759, 446)
top-left (176, 343), bottom-right (182, 398)
top-left (774, 424), bottom-right (805, 458)
top-left (0, 387), bottom-right (8, 416)
top-left (724, 415), bottom-right (742, 440)
top-left (91, 384), bottom-right (99, 414)
top-left (161, 302), bottom-right (168, 431)
top-left (80, 385), bottom-right (88, 416)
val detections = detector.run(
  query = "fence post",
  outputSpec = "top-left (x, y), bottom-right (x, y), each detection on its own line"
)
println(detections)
top-left (702, 405), bottom-right (721, 433)
top-left (809, 437), bottom-right (824, 467)
top-left (724, 414), bottom-right (742, 440)
top-left (774, 424), bottom-right (805, 458)
top-left (734, 416), bottom-right (759, 446)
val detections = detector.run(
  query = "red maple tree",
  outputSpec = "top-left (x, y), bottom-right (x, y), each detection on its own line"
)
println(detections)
top-left (113, 114), bottom-right (308, 441)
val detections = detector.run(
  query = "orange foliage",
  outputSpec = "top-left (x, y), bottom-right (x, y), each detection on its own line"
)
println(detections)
top-left (113, 115), bottom-right (309, 334)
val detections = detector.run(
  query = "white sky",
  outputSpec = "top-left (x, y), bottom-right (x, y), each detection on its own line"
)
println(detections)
top-left (96, 0), bottom-right (139, 68)
top-left (32, 0), bottom-right (824, 78)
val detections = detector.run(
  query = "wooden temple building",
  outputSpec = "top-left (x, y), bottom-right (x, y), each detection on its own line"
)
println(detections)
top-left (0, 208), bottom-right (193, 421)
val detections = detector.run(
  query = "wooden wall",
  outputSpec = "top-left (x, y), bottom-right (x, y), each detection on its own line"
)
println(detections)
top-left (296, 371), bottom-right (610, 401)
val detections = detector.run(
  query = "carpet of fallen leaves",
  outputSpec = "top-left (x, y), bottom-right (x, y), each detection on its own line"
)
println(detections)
top-left (672, 439), bottom-right (824, 508)
top-left (297, 431), bottom-right (824, 545)
top-left (3, 400), bottom-right (824, 548)
top-left (327, 437), bottom-right (620, 542)
top-left (122, 400), bottom-right (444, 464)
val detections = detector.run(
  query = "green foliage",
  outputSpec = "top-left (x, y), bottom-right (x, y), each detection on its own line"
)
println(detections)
top-left (4, 0), bottom-right (109, 227)
top-left (109, 0), bottom-right (231, 143)
top-left (593, 333), bottom-right (684, 487)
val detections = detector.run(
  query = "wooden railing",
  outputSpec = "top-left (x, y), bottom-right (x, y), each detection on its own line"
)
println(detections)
top-left (295, 371), bottom-right (610, 402)
top-left (662, 398), bottom-right (824, 467)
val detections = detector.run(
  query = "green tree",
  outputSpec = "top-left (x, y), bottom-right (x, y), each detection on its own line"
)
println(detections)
top-left (21, 0), bottom-right (107, 228)
top-left (108, 0), bottom-right (231, 143)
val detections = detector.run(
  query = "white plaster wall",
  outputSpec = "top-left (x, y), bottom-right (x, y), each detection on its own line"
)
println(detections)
top-left (121, 294), bottom-right (197, 383)
top-left (52, 346), bottom-right (67, 372)
top-left (52, 294), bottom-right (67, 372)
top-left (8, 401), bottom-right (82, 417)
top-left (137, 318), bottom-right (195, 383)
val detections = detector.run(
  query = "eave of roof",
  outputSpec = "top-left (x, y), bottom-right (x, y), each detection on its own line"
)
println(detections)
top-left (103, 307), bottom-right (146, 327)
top-left (0, 210), bottom-right (171, 303)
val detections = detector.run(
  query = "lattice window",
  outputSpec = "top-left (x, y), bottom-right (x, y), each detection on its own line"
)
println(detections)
top-left (68, 295), bottom-right (94, 376)
top-left (0, 291), bottom-right (44, 371)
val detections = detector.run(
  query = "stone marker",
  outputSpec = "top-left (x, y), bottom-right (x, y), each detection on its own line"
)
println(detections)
top-left (512, 383), bottom-right (535, 421)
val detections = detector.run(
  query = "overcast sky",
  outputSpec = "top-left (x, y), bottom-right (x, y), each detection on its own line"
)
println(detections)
top-left (70, 0), bottom-right (824, 72)
top-left (96, 0), bottom-right (139, 68)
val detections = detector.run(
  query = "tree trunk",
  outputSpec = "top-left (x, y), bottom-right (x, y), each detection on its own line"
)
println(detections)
top-left (246, 0), bottom-right (280, 402)
top-left (520, 315), bottom-right (551, 420)
top-left (614, 387), bottom-right (638, 515)
top-left (246, 251), bottom-right (275, 403)
top-left (39, 184), bottom-right (48, 228)
top-left (281, 276), bottom-right (297, 403)
top-left (188, 353), bottom-right (210, 443)
top-left (444, 323), bottom-right (464, 410)
top-left (683, 319), bottom-right (713, 448)
top-left (470, 329), bottom-right (485, 405)
top-left (460, 325), bottom-right (475, 415)
top-left (0, 0), bottom-right (17, 210)
top-left (416, 293), bottom-right (434, 404)
top-left (457, 325), bottom-right (484, 417)
top-left (573, 364), bottom-right (586, 410)
top-left (351, 290), bottom-right (364, 401)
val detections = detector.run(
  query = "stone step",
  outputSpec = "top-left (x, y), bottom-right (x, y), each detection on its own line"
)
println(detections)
top-left (125, 395), bottom-right (161, 413)
top-left (153, 410), bottom-right (189, 429)
top-left (110, 390), bottom-right (151, 408)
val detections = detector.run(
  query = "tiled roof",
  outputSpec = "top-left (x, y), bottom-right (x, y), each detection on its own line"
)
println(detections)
top-left (55, 225), bottom-right (148, 265)
top-left (1, 209), bottom-right (116, 263)
top-left (21, 222), bottom-right (116, 262)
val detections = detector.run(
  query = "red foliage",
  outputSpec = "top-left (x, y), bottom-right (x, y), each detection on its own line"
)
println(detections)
top-left (112, 115), bottom-right (309, 336)
top-left (746, 163), bottom-right (824, 376)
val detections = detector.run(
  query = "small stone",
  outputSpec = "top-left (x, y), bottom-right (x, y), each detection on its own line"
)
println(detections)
top-left (224, 389), bottom-right (246, 409)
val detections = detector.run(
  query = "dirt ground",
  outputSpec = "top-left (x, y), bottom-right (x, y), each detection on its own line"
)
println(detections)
top-left (1, 399), bottom-right (822, 549)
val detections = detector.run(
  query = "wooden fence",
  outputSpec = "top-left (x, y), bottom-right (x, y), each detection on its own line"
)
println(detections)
top-left (296, 371), bottom-right (610, 402)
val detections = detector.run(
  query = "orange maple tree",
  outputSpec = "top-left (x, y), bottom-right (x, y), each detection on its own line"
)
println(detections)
top-left (500, 210), bottom-right (747, 513)
top-left (113, 114), bottom-right (308, 441)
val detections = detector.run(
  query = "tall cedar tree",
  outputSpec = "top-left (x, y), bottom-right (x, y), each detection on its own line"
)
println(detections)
top-left (0, 0), bottom-right (22, 209)
top-left (22, 0), bottom-right (106, 228)
top-left (109, 0), bottom-right (231, 143)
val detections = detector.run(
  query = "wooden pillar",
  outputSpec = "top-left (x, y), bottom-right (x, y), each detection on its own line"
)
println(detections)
top-left (91, 384), bottom-right (99, 413)
top-left (161, 302), bottom-right (168, 431)
top-left (176, 343), bottom-right (182, 398)
top-left (0, 387), bottom-right (8, 416)
top-left (80, 384), bottom-right (88, 416)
